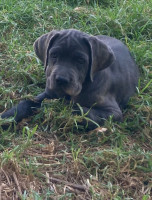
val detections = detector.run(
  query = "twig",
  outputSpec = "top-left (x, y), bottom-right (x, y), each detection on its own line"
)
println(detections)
top-left (46, 172), bottom-right (50, 184)
top-left (48, 176), bottom-right (88, 192)
top-left (13, 172), bottom-right (22, 197)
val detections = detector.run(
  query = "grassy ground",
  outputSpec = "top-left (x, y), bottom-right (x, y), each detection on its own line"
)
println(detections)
top-left (0, 0), bottom-right (152, 199)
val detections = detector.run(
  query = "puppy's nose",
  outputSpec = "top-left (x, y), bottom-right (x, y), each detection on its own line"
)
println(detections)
top-left (55, 75), bottom-right (70, 85)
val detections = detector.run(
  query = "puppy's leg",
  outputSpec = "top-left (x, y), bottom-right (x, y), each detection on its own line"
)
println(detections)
top-left (73, 105), bottom-right (123, 130)
top-left (1, 91), bottom-right (53, 123)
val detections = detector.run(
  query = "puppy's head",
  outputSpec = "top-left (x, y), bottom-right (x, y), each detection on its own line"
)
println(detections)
top-left (34, 29), bottom-right (115, 97)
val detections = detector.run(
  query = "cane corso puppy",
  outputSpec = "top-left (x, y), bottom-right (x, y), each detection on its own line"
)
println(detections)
top-left (1, 29), bottom-right (139, 129)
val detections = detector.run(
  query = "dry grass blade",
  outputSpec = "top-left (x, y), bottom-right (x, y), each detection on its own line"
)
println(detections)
top-left (12, 172), bottom-right (22, 197)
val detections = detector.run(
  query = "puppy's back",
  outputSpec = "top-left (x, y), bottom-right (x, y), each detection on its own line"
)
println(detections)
top-left (97, 35), bottom-right (139, 107)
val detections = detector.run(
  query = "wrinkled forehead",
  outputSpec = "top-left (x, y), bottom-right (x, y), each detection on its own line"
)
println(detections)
top-left (52, 30), bottom-right (89, 53)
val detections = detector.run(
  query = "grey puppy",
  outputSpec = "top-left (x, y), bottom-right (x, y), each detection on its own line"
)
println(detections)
top-left (1, 29), bottom-right (139, 129)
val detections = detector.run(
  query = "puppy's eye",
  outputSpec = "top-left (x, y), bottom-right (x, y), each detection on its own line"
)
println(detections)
top-left (50, 52), bottom-right (58, 58)
top-left (77, 57), bottom-right (85, 64)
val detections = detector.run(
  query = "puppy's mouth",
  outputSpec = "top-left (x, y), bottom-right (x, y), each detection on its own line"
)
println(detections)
top-left (63, 84), bottom-right (82, 97)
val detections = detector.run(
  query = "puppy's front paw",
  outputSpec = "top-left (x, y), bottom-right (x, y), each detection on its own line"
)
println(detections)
top-left (1, 99), bottom-right (41, 123)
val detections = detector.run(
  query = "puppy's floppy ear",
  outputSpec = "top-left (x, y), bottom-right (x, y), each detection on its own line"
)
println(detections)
top-left (33, 30), bottom-right (59, 68)
top-left (88, 36), bottom-right (115, 82)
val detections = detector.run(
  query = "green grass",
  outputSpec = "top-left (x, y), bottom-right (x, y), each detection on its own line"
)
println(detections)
top-left (0, 0), bottom-right (152, 199)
